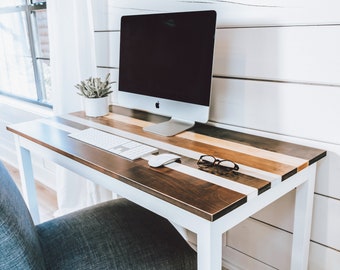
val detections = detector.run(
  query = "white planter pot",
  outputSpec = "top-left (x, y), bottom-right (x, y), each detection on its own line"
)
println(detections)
top-left (83, 96), bottom-right (109, 117)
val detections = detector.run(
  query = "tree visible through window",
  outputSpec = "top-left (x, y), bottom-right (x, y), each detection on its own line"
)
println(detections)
top-left (0, 1), bottom-right (51, 107)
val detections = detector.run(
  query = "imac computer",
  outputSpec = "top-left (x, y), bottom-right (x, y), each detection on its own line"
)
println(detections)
top-left (118, 10), bottom-right (216, 136)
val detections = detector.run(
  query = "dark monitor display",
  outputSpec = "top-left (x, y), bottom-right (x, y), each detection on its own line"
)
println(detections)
top-left (118, 10), bottom-right (216, 136)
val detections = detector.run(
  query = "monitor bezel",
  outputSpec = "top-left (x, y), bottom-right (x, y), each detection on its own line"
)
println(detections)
top-left (117, 10), bottom-right (216, 136)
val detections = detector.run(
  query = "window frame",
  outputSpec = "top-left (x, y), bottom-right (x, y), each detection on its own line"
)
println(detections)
top-left (0, 1), bottom-right (51, 108)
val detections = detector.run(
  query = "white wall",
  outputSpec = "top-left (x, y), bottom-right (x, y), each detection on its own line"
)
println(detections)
top-left (93, 0), bottom-right (340, 269)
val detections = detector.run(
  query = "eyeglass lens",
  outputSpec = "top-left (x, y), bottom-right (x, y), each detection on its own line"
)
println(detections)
top-left (197, 155), bottom-right (239, 175)
top-left (198, 155), bottom-right (216, 167)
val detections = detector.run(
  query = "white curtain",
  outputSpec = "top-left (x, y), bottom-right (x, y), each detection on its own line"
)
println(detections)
top-left (47, 0), bottom-right (113, 216)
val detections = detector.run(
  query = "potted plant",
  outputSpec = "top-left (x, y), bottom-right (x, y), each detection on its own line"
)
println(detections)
top-left (75, 73), bottom-right (114, 117)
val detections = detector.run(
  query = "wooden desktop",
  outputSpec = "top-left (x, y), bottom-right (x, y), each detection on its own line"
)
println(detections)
top-left (7, 105), bottom-right (326, 270)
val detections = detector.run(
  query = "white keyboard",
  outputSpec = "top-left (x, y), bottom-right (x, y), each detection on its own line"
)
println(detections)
top-left (68, 128), bottom-right (158, 160)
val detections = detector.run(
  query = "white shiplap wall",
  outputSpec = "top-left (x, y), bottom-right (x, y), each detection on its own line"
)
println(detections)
top-left (93, 0), bottom-right (340, 269)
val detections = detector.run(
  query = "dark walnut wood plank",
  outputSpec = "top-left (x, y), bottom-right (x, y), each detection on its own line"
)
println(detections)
top-left (120, 163), bottom-right (247, 221)
top-left (7, 121), bottom-right (247, 221)
top-left (192, 123), bottom-right (327, 166)
top-left (71, 110), bottom-right (297, 180)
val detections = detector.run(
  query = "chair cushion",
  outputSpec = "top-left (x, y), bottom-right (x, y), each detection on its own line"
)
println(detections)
top-left (0, 161), bottom-right (46, 270)
top-left (37, 198), bottom-right (196, 270)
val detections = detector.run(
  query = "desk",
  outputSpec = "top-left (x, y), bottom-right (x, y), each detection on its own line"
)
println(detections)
top-left (7, 106), bottom-right (326, 270)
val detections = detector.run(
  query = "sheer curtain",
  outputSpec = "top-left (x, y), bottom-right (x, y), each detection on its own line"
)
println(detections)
top-left (47, 0), bottom-right (112, 215)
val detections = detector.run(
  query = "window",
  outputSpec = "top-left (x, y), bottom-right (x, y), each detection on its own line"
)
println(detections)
top-left (0, 1), bottom-right (51, 107)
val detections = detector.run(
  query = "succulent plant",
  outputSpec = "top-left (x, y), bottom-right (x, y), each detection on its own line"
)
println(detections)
top-left (75, 73), bottom-right (114, 98)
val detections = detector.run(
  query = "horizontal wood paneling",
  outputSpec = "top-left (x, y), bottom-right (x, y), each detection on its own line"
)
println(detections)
top-left (311, 194), bottom-right (340, 251)
top-left (95, 29), bottom-right (340, 144)
top-left (210, 78), bottom-right (340, 145)
top-left (226, 218), bottom-right (292, 269)
top-left (252, 190), bottom-right (295, 232)
top-left (224, 237), bottom-right (340, 270)
top-left (223, 246), bottom-right (275, 270)
top-left (93, 0), bottom-right (340, 30)
top-left (250, 192), bottom-right (340, 251)
top-left (96, 26), bottom-right (340, 86)
top-left (226, 194), bottom-right (340, 268)
top-left (314, 147), bottom-right (340, 200)
top-left (309, 242), bottom-right (340, 270)
top-left (214, 26), bottom-right (340, 85)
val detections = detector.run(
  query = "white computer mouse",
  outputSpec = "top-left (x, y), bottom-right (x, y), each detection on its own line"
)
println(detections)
top-left (148, 153), bottom-right (181, 168)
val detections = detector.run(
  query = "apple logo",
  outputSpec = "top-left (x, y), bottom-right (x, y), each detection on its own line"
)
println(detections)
top-left (155, 101), bottom-right (160, 109)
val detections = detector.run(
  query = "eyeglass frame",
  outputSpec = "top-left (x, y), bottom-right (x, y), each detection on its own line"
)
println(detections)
top-left (197, 155), bottom-right (239, 175)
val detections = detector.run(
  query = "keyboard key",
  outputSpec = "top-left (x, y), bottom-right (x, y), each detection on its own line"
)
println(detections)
top-left (69, 128), bottom-right (158, 160)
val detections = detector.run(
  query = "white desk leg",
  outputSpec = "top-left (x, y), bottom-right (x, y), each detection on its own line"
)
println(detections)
top-left (197, 226), bottom-right (222, 270)
top-left (14, 136), bottom-right (40, 224)
top-left (291, 163), bottom-right (317, 270)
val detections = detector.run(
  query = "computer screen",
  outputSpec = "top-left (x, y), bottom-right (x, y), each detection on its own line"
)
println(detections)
top-left (118, 10), bottom-right (216, 136)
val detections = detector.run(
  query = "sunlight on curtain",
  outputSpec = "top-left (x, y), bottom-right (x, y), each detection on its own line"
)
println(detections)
top-left (47, 0), bottom-right (113, 216)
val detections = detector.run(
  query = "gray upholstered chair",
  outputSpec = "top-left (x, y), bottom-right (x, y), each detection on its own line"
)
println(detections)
top-left (0, 161), bottom-right (196, 269)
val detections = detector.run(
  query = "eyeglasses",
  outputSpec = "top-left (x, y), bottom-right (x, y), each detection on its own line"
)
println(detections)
top-left (197, 155), bottom-right (239, 175)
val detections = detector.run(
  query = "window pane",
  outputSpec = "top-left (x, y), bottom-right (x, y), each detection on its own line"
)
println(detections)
top-left (0, 1), bottom-right (25, 8)
top-left (37, 59), bottom-right (51, 104)
top-left (31, 0), bottom-right (46, 4)
top-left (33, 9), bottom-right (49, 58)
top-left (0, 12), bottom-right (37, 100)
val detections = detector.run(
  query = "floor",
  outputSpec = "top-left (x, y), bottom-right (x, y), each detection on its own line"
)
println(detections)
top-left (4, 161), bottom-right (58, 223)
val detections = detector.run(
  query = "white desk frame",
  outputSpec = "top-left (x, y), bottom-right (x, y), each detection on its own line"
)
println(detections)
top-left (14, 134), bottom-right (317, 270)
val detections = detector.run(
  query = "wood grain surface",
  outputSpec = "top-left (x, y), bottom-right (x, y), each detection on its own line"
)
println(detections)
top-left (7, 106), bottom-right (326, 221)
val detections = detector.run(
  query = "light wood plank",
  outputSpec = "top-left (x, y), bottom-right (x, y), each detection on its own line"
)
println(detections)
top-left (103, 112), bottom-right (308, 170)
